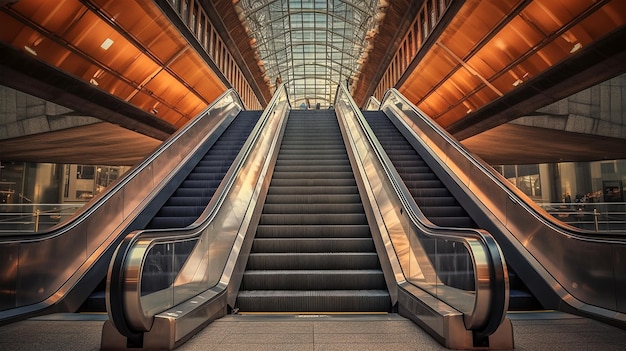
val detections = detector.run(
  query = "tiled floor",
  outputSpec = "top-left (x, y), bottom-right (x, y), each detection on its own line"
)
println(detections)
top-left (1, 311), bottom-right (625, 351)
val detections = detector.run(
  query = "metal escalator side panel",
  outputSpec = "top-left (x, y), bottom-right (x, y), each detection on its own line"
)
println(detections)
top-left (0, 89), bottom-right (244, 326)
top-left (104, 85), bottom-right (290, 346)
top-left (378, 88), bottom-right (626, 328)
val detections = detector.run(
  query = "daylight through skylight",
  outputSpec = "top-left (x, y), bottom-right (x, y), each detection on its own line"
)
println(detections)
top-left (235, 0), bottom-right (386, 108)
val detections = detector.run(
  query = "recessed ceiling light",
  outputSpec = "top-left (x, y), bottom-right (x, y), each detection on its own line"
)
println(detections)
top-left (100, 38), bottom-right (114, 50)
top-left (512, 79), bottom-right (523, 86)
top-left (89, 78), bottom-right (99, 86)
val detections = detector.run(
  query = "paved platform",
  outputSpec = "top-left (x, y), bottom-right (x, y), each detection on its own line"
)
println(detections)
top-left (0, 311), bottom-right (625, 350)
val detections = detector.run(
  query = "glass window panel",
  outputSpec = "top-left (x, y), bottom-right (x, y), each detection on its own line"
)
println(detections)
top-left (239, 0), bottom-right (381, 106)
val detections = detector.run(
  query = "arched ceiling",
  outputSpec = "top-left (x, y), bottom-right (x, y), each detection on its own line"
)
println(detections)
top-left (234, 0), bottom-right (387, 108)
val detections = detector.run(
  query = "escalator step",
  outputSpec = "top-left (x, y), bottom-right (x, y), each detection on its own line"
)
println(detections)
top-left (240, 270), bottom-right (387, 290)
top-left (420, 206), bottom-right (470, 218)
top-left (267, 186), bottom-right (359, 195)
top-left (251, 237), bottom-right (375, 253)
top-left (426, 216), bottom-right (475, 228)
top-left (246, 252), bottom-right (381, 270)
top-left (255, 224), bottom-right (371, 238)
top-left (156, 206), bottom-right (205, 217)
top-left (261, 203), bottom-right (364, 214)
top-left (264, 194), bottom-right (363, 204)
top-left (269, 178), bottom-right (356, 187)
top-left (258, 213), bottom-right (367, 225)
top-left (236, 290), bottom-right (391, 312)
top-left (165, 197), bottom-right (212, 206)
top-left (237, 110), bottom-right (390, 313)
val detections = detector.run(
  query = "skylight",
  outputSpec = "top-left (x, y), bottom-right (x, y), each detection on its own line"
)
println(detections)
top-left (235, 0), bottom-right (386, 108)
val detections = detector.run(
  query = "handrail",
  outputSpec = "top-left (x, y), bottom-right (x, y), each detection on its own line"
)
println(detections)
top-left (334, 85), bottom-right (509, 341)
top-left (105, 84), bottom-right (290, 346)
top-left (363, 96), bottom-right (381, 111)
top-left (0, 88), bottom-right (244, 324)
top-left (379, 88), bottom-right (626, 327)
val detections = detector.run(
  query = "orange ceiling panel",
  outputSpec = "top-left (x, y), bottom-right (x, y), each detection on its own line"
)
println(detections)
top-left (579, 1), bottom-right (626, 38)
top-left (10, 1), bottom-right (84, 34)
top-left (441, 0), bottom-right (519, 59)
top-left (447, 68), bottom-right (481, 99)
top-left (397, 0), bottom-right (625, 132)
top-left (1, 0), bottom-right (228, 132)
top-left (92, 0), bottom-right (187, 64)
top-left (117, 55), bottom-right (161, 93)
top-left (97, 71), bottom-right (137, 99)
top-left (416, 99), bottom-right (437, 119)
top-left (139, 70), bottom-right (190, 108)
top-left (128, 89), bottom-right (178, 124)
top-left (168, 50), bottom-right (224, 103)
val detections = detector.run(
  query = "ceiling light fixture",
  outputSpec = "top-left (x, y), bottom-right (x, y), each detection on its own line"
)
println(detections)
top-left (512, 79), bottom-right (523, 86)
top-left (570, 42), bottom-right (582, 53)
top-left (89, 78), bottom-right (99, 86)
top-left (23, 45), bottom-right (37, 56)
top-left (100, 38), bottom-right (114, 50)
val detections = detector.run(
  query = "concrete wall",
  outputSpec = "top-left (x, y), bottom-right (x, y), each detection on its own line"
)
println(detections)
top-left (0, 85), bottom-right (101, 140)
top-left (512, 74), bottom-right (626, 139)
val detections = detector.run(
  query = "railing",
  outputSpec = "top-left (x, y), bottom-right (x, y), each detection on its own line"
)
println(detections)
top-left (103, 84), bottom-right (291, 349)
top-left (0, 204), bottom-right (85, 233)
top-left (334, 85), bottom-right (511, 348)
top-left (538, 202), bottom-right (626, 232)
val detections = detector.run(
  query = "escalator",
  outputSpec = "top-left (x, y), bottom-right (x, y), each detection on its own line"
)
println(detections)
top-left (362, 110), bottom-right (538, 309)
top-left (363, 112), bottom-right (475, 229)
top-left (87, 110), bottom-right (261, 309)
top-left (103, 86), bottom-right (511, 349)
top-left (236, 109), bottom-right (391, 312)
top-left (359, 89), bottom-right (626, 330)
top-left (0, 90), bottom-right (260, 324)
top-left (146, 111), bottom-right (260, 230)
top-left (119, 110), bottom-right (261, 297)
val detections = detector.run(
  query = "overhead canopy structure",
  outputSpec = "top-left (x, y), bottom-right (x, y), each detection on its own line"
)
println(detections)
top-left (235, 0), bottom-right (386, 108)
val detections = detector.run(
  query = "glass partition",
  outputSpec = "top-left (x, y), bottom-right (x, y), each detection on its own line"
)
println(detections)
top-left (538, 202), bottom-right (626, 232)
top-left (0, 203), bottom-right (84, 234)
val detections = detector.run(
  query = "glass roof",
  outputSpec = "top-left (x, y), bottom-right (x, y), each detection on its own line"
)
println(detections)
top-left (236, 0), bottom-right (384, 108)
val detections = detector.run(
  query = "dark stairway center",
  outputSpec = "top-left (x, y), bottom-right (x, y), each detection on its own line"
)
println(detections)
top-left (236, 110), bottom-right (391, 312)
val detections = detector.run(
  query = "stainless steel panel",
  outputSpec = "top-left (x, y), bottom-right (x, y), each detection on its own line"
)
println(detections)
top-left (615, 245), bottom-right (626, 313)
top-left (86, 189), bottom-right (124, 256)
top-left (0, 244), bottom-right (18, 310)
top-left (16, 220), bottom-right (87, 307)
